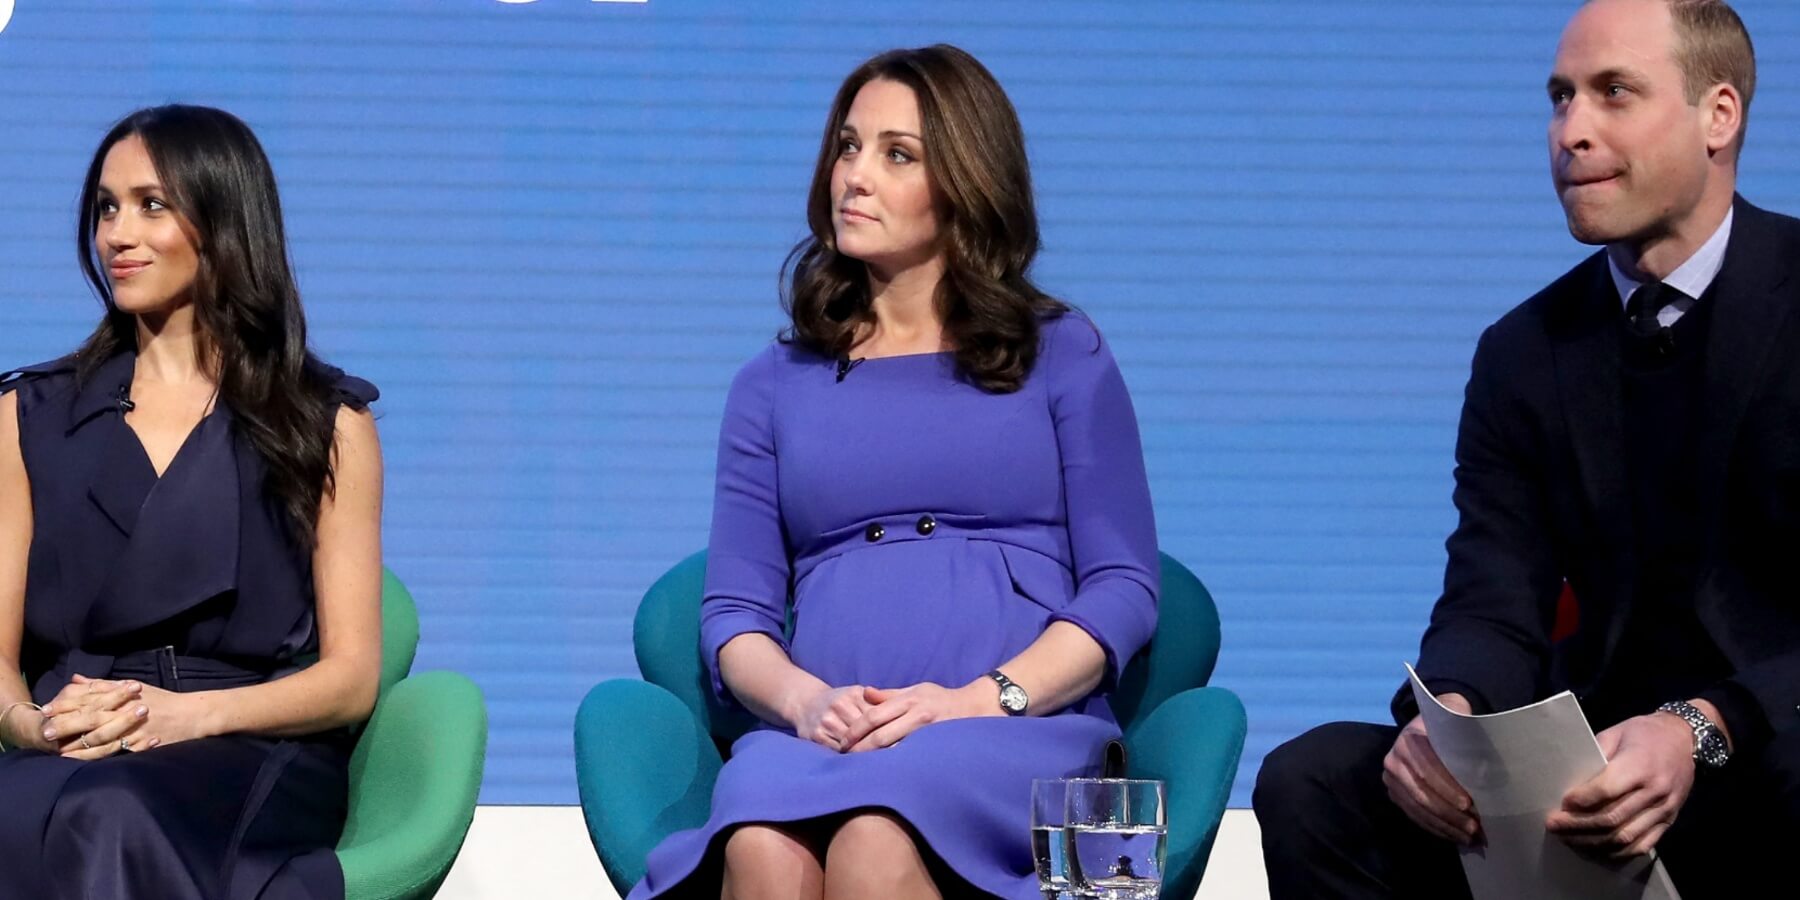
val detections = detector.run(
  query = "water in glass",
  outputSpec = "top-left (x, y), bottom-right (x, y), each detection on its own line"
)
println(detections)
top-left (1030, 779), bottom-right (1076, 899)
top-left (1063, 779), bottom-right (1167, 900)
top-left (1066, 822), bottom-right (1167, 899)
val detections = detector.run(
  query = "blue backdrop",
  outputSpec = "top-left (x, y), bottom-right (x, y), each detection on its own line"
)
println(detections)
top-left (4, 0), bottom-right (1799, 805)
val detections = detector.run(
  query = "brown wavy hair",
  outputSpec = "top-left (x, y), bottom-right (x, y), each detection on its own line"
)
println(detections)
top-left (781, 44), bottom-right (1067, 393)
top-left (74, 105), bottom-right (342, 547)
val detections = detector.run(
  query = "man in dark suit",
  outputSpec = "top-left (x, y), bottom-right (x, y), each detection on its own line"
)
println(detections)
top-left (1253, 1), bottom-right (1800, 896)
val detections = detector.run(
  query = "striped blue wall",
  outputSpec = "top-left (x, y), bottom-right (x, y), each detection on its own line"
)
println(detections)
top-left (3, 1), bottom-right (1799, 805)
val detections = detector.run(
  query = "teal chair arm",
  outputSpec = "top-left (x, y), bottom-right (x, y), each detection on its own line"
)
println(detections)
top-left (1121, 686), bottom-right (1247, 900)
top-left (576, 679), bottom-right (725, 896)
top-left (338, 671), bottom-right (488, 900)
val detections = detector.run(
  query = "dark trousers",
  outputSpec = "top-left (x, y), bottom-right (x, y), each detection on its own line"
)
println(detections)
top-left (1252, 721), bottom-right (1800, 900)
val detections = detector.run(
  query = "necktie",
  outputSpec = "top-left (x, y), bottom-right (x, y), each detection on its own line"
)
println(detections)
top-left (1624, 281), bottom-right (1690, 338)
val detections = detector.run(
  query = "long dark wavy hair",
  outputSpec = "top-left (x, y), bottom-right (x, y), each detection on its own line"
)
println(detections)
top-left (781, 44), bottom-right (1067, 393)
top-left (74, 105), bottom-right (341, 546)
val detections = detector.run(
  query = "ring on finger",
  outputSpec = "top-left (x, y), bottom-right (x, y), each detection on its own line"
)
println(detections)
top-left (119, 738), bottom-right (133, 753)
top-left (79, 734), bottom-right (93, 750)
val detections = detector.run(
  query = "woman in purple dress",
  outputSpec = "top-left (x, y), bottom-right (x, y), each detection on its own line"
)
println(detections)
top-left (0, 105), bottom-right (383, 899)
top-left (631, 46), bottom-right (1159, 899)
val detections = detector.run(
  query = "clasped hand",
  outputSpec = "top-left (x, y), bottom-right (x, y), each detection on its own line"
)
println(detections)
top-left (37, 674), bottom-right (208, 759)
top-left (794, 680), bottom-right (997, 753)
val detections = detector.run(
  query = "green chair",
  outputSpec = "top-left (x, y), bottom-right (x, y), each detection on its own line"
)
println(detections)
top-left (337, 568), bottom-right (488, 900)
top-left (3, 569), bottom-right (487, 899)
top-left (575, 550), bottom-right (1246, 899)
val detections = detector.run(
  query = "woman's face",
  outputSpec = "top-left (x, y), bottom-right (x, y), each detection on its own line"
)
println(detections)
top-left (94, 135), bottom-right (200, 316)
top-left (831, 78), bottom-right (945, 277)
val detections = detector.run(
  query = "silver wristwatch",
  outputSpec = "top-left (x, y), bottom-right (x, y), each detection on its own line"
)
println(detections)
top-left (987, 670), bottom-right (1028, 716)
top-left (1656, 700), bottom-right (1730, 769)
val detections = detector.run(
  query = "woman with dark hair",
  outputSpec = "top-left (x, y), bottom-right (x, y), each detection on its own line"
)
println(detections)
top-left (0, 105), bottom-right (382, 899)
top-left (631, 45), bottom-right (1158, 899)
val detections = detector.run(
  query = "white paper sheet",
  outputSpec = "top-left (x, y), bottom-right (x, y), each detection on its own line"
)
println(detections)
top-left (1405, 664), bottom-right (1682, 900)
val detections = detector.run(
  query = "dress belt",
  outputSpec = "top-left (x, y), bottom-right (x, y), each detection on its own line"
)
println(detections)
top-left (35, 647), bottom-right (272, 701)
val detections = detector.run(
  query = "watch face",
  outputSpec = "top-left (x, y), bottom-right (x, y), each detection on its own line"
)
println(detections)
top-left (1698, 729), bottom-right (1731, 768)
top-left (999, 684), bottom-right (1028, 713)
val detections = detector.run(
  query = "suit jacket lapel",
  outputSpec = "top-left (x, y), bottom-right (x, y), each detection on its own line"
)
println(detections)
top-left (1549, 255), bottom-right (1640, 670)
top-left (1552, 255), bottom-right (1633, 552)
top-left (1697, 198), bottom-right (1796, 538)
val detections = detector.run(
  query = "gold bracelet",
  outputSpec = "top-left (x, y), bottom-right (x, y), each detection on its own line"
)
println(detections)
top-left (0, 700), bottom-right (44, 752)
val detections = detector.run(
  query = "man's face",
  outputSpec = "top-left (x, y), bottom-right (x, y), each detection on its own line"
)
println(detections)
top-left (1548, 0), bottom-right (1715, 246)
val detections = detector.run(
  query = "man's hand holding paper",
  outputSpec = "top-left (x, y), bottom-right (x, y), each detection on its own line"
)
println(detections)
top-left (1383, 692), bottom-right (1482, 846)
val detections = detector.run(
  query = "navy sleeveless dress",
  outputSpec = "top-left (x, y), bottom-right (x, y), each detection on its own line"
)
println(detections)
top-left (0, 350), bottom-right (377, 900)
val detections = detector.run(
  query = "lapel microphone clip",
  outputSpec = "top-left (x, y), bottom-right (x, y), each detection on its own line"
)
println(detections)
top-left (835, 356), bottom-right (864, 383)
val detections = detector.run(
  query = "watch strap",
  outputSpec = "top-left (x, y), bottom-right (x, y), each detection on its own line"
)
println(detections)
top-left (1657, 700), bottom-right (1728, 768)
top-left (987, 669), bottom-right (1027, 715)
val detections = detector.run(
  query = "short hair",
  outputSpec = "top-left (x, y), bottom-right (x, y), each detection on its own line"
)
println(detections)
top-left (1668, 0), bottom-right (1756, 154)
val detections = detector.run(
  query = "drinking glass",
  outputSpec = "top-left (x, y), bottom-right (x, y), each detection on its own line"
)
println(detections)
top-left (1064, 778), bottom-right (1167, 900)
top-left (1030, 778), bottom-right (1077, 900)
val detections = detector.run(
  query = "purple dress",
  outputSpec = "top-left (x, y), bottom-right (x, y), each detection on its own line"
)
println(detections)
top-left (0, 351), bottom-right (376, 900)
top-left (631, 314), bottom-right (1160, 899)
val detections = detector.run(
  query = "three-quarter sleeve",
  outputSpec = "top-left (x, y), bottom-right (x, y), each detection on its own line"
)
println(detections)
top-left (698, 347), bottom-right (792, 704)
top-left (1041, 316), bottom-right (1160, 688)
